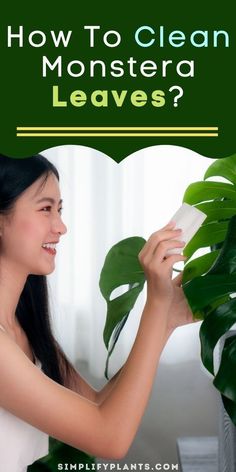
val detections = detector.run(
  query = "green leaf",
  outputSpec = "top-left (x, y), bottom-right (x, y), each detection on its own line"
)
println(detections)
top-left (99, 237), bottom-right (146, 376)
top-left (103, 283), bottom-right (145, 349)
top-left (104, 313), bottom-right (129, 379)
top-left (182, 250), bottom-right (219, 283)
top-left (183, 221), bottom-right (228, 258)
top-left (204, 295), bottom-right (231, 316)
top-left (195, 200), bottom-right (236, 224)
top-left (214, 335), bottom-right (236, 403)
top-left (200, 299), bottom-right (236, 375)
top-left (208, 215), bottom-right (236, 275)
top-left (99, 237), bottom-right (146, 300)
top-left (183, 181), bottom-right (236, 205)
top-left (183, 274), bottom-right (236, 312)
top-left (204, 154), bottom-right (236, 185)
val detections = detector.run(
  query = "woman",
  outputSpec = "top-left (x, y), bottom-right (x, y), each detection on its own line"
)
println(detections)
top-left (0, 153), bottom-right (193, 471)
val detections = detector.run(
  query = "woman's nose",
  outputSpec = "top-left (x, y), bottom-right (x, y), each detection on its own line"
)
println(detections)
top-left (59, 219), bottom-right (67, 235)
top-left (52, 215), bottom-right (67, 236)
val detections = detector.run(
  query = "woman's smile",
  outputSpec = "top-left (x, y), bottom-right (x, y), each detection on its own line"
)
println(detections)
top-left (42, 242), bottom-right (58, 256)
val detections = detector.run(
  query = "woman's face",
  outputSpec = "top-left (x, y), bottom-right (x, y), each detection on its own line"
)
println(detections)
top-left (0, 172), bottom-right (67, 276)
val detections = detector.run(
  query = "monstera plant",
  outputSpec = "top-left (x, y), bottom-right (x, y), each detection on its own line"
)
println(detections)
top-left (99, 153), bottom-right (236, 425)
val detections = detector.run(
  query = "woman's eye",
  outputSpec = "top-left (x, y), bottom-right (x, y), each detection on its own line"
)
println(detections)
top-left (41, 206), bottom-right (51, 212)
top-left (40, 206), bottom-right (63, 214)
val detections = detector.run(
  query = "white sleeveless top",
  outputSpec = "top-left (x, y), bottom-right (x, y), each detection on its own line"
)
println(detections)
top-left (0, 324), bottom-right (49, 471)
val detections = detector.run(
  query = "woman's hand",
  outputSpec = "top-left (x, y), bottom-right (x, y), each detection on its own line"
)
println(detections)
top-left (166, 272), bottom-right (195, 333)
top-left (138, 221), bottom-right (194, 333)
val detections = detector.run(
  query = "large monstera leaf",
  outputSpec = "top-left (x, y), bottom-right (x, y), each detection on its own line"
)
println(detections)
top-left (182, 154), bottom-right (236, 283)
top-left (99, 237), bottom-right (146, 378)
top-left (99, 154), bottom-right (236, 425)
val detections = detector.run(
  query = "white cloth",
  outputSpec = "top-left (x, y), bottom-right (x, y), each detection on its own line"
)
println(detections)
top-left (0, 324), bottom-right (49, 471)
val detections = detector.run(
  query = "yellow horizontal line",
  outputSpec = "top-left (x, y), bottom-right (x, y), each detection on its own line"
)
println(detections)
top-left (17, 133), bottom-right (218, 137)
top-left (17, 126), bottom-right (218, 131)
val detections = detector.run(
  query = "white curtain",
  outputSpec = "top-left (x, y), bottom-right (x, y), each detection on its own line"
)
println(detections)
top-left (43, 145), bottom-right (213, 379)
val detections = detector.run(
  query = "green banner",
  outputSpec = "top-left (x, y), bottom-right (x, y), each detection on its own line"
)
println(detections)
top-left (1, 0), bottom-right (235, 161)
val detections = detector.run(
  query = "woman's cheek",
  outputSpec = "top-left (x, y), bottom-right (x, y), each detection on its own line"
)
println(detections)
top-left (17, 216), bottom-right (43, 238)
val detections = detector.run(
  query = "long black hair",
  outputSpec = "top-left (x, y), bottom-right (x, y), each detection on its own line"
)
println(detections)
top-left (0, 154), bottom-right (74, 386)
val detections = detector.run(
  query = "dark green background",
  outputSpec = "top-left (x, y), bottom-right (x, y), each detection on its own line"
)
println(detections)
top-left (0, 0), bottom-right (235, 162)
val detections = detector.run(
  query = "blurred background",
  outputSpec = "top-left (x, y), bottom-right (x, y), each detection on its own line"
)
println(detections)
top-left (44, 145), bottom-right (219, 465)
